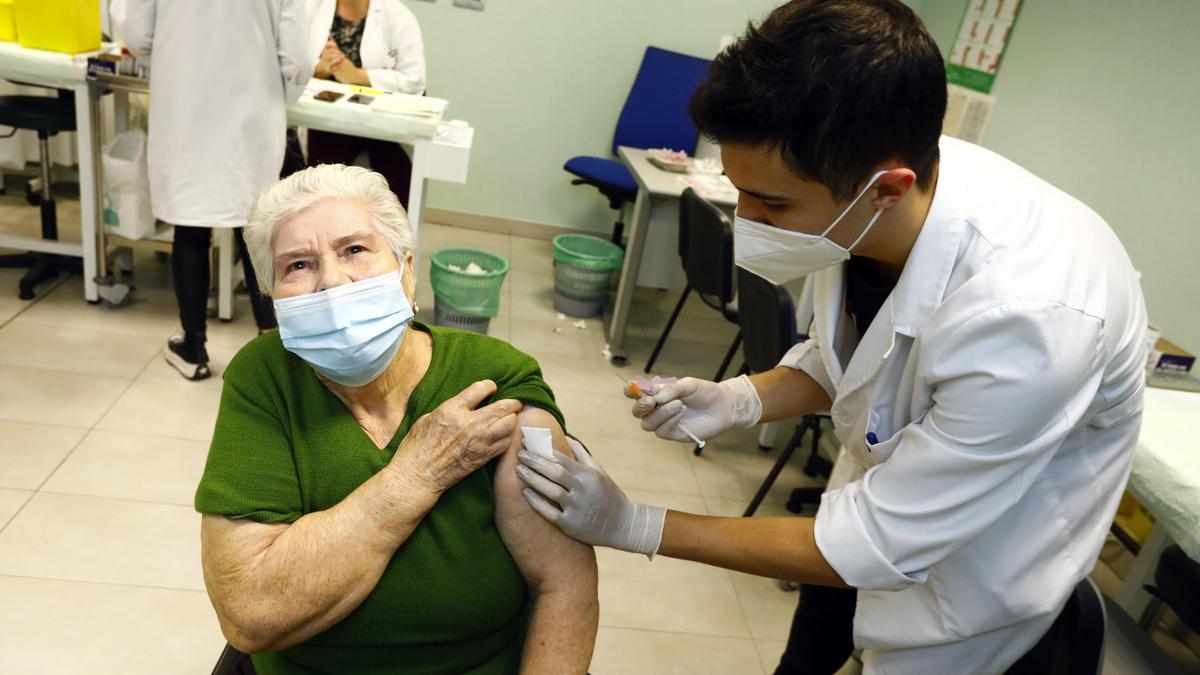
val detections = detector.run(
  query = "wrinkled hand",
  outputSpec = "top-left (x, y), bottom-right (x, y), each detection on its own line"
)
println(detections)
top-left (627, 375), bottom-right (762, 443)
top-left (391, 380), bottom-right (521, 495)
top-left (516, 437), bottom-right (665, 558)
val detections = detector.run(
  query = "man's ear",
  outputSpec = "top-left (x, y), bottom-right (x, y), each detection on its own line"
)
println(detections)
top-left (870, 168), bottom-right (917, 210)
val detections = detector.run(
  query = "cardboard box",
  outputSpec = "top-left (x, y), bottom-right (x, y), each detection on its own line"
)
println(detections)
top-left (1151, 337), bottom-right (1195, 373)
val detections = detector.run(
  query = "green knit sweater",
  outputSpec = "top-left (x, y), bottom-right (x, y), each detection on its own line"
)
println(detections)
top-left (195, 323), bottom-right (565, 675)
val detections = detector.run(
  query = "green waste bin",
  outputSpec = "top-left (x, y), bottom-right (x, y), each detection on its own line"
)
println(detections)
top-left (429, 248), bottom-right (509, 334)
top-left (552, 234), bottom-right (624, 317)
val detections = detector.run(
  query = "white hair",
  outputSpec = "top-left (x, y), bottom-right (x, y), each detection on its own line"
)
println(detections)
top-left (244, 164), bottom-right (417, 295)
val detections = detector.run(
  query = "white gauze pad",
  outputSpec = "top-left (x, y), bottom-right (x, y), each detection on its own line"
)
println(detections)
top-left (521, 426), bottom-right (555, 459)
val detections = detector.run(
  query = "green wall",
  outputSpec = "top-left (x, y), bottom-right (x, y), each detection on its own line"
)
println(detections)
top-left (919, 0), bottom-right (1198, 349)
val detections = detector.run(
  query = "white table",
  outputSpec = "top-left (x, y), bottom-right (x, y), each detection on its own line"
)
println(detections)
top-left (0, 43), bottom-right (473, 319)
top-left (0, 42), bottom-right (101, 301)
top-left (606, 146), bottom-right (738, 365)
top-left (1114, 386), bottom-right (1200, 619)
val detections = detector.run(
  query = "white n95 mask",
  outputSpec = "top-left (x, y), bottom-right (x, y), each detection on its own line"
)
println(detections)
top-left (274, 270), bottom-right (414, 387)
top-left (734, 170), bottom-right (888, 285)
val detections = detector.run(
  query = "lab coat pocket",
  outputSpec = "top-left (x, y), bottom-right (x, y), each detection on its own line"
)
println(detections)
top-left (863, 409), bottom-right (902, 466)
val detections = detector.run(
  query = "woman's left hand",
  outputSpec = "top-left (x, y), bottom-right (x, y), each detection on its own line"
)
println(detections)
top-left (330, 56), bottom-right (367, 85)
top-left (517, 438), bottom-right (666, 558)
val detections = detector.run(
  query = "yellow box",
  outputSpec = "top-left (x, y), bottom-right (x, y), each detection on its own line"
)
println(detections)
top-left (0, 0), bottom-right (16, 43)
top-left (13, 0), bottom-right (100, 54)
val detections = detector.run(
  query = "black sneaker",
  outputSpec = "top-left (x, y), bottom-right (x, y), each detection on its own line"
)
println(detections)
top-left (165, 330), bottom-right (211, 381)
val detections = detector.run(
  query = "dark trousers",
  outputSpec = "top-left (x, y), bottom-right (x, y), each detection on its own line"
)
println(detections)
top-left (775, 585), bottom-right (858, 675)
top-left (774, 584), bottom-right (1061, 675)
top-left (172, 226), bottom-right (275, 335)
top-left (306, 129), bottom-right (413, 209)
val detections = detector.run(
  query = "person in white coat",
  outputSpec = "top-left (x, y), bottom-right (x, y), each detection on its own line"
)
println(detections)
top-left (115, 0), bottom-right (312, 380)
top-left (304, 0), bottom-right (425, 207)
top-left (515, 1), bottom-right (1148, 674)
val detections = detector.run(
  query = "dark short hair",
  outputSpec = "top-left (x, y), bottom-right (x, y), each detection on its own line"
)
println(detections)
top-left (690, 0), bottom-right (946, 200)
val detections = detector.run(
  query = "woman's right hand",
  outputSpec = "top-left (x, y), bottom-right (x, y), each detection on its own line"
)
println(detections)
top-left (390, 380), bottom-right (522, 495)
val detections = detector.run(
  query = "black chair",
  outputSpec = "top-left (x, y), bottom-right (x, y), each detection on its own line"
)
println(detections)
top-left (1004, 577), bottom-right (1106, 675)
top-left (1144, 544), bottom-right (1200, 635)
top-left (645, 188), bottom-right (741, 389)
top-left (1091, 544), bottom-right (1198, 675)
top-left (0, 88), bottom-right (78, 299)
top-left (736, 267), bottom-right (832, 509)
top-left (563, 46), bottom-right (710, 244)
top-left (212, 643), bottom-right (256, 675)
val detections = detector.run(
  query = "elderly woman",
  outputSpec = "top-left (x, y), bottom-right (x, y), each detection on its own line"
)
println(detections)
top-left (194, 164), bottom-right (598, 674)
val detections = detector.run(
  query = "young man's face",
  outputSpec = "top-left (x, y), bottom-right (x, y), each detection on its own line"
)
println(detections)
top-left (721, 142), bottom-right (887, 249)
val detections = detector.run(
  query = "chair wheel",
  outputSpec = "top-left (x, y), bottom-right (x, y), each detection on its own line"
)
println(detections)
top-left (24, 187), bottom-right (41, 206)
top-left (17, 287), bottom-right (34, 300)
top-left (155, 251), bottom-right (168, 263)
top-left (785, 495), bottom-right (805, 514)
top-left (758, 444), bottom-right (772, 452)
top-left (692, 444), bottom-right (704, 456)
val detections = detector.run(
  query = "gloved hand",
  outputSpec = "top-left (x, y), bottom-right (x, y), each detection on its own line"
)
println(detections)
top-left (627, 375), bottom-right (762, 443)
top-left (516, 437), bottom-right (666, 558)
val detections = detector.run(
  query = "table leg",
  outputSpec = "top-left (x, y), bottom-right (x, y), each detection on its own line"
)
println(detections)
top-left (75, 83), bottom-right (99, 303)
top-left (217, 228), bottom-right (234, 321)
top-left (407, 139), bottom-right (429, 242)
top-left (113, 91), bottom-right (129, 135)
top-left (1115, 523), bottom-right (1170, 621)
top-left (606, 188), bottom-right (651, 364)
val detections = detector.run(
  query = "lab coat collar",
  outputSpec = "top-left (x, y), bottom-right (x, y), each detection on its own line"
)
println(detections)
top-left (888, 141), bottom-right (966, 338)
top-left (814, 263), bottom-right (847, 384)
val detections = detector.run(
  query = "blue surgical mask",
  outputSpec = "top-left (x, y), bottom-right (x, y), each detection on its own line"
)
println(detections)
top-left (274, 270), bottom-right (414, 387)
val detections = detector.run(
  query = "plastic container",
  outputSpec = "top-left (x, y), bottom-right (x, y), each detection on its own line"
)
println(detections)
top-left (429, 248), bottom-right (509, 333)
top-left (13, 0), bottom-right (100, 54)
top-left (0, 0), bottom-right (17, 43)
top-left (433, 300), bottom-right (491, 334)
top-left (551, 234), bottom-right (624, 317)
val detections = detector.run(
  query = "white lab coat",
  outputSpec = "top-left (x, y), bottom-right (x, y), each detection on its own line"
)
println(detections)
top-left (114, 0), bottom-right (312, 228)
top-left (782, 137), bottom-right (1147, 674)
top-left (306, 0), bottom-right (425, 94)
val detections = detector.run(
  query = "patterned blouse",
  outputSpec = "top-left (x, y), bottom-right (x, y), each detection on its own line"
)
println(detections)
top-left (330, 13), bottom-right (367, 68)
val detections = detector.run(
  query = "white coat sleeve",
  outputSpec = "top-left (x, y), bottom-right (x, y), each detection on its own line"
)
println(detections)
top-left (778, 323), bottom-right (836, 403)
top-left (276, 0), bottom-right (314, 104)
top-left (112, 0), bottom-right (156, 58)
top-left (814, 301), bottom-right (1105, 591)
top-left (366, 11), bottom-right (426, 94)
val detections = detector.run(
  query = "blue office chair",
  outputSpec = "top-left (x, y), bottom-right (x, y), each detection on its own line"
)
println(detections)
top-left (563, 46), bottom-right (711, 244)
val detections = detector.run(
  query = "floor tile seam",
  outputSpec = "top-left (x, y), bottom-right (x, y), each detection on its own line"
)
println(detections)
top-left (13, 373), bottom-right (147, 518)
top-left (34, 488), bottom-right (196, 510)
top-left (594, 621), bottom-right (757, 642)
top-left (0, 570), bottom-right (208, 595)
top-left (0, 273), bottom-right (71, 331)
top-left (0, 489), bottom-right (34, 533)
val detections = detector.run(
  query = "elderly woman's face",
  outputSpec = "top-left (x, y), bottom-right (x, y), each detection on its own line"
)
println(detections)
top-left (272, 199), bottom-right (413, 300)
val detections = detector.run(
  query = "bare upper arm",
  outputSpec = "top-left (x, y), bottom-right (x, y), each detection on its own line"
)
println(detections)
top-left (200, 514), bottom-right (290, 621)
top-left (493, 406), bottom-right (597, 592)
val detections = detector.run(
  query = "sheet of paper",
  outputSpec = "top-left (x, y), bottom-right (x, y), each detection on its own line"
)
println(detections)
top-left (521, 426), bottom-right (555, 459)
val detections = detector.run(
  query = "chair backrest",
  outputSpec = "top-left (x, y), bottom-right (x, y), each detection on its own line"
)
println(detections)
top-left (1155, 544), bottom-right (1200, 634)
top-left (680, 188), bottom-right (735, 303)
top-left (736, 267), bottom-right (799, 374)
top-left (612, 46), bottom-right (711, 157)
top-left (1005, 577), bottom-right (1106, 675)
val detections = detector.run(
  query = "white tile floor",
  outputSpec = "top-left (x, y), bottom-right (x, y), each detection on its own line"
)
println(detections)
top-left (0, 210), bottom-right (826, 674)
top-left (2, 206), bottom-right (1196, 675)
